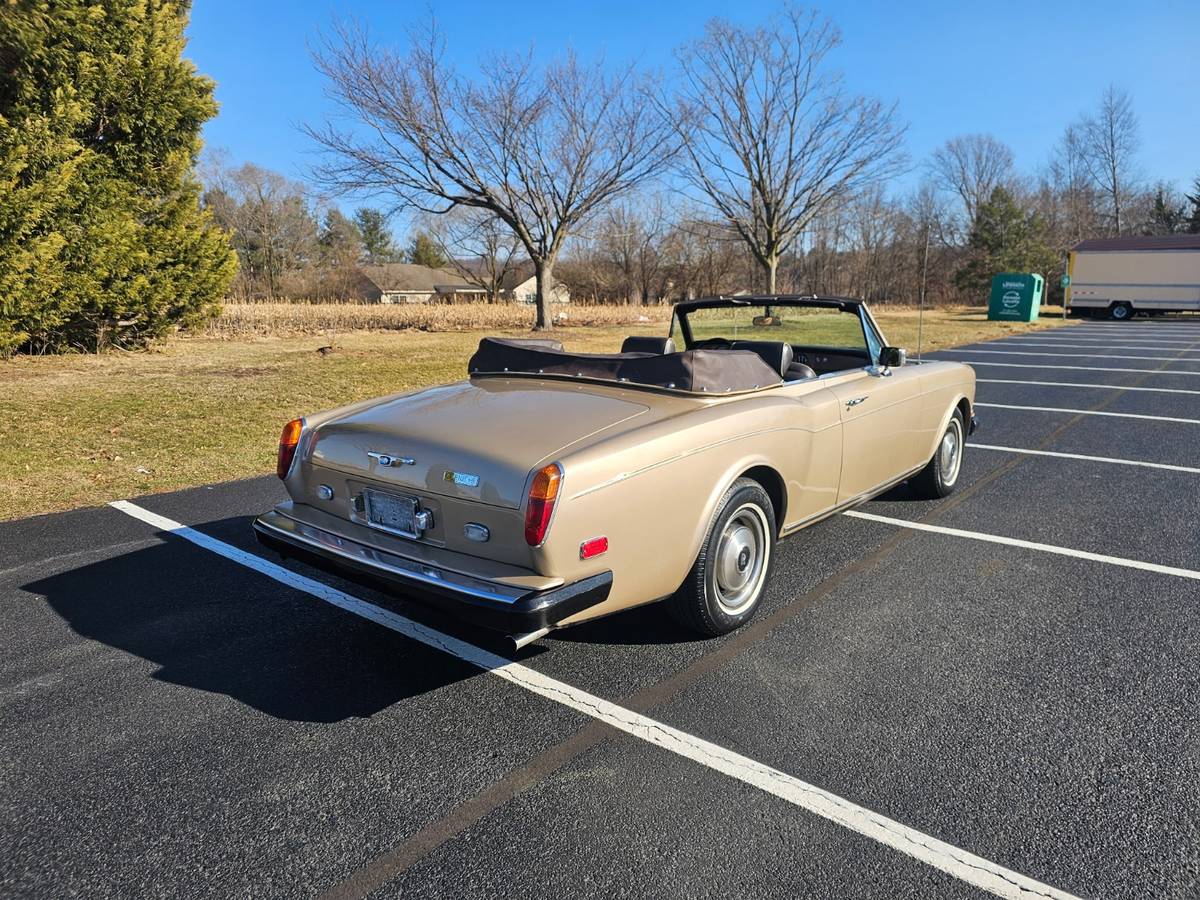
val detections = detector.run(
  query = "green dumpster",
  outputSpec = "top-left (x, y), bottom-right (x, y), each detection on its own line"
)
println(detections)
top-left (987, 273), bottom-right (1044, 322)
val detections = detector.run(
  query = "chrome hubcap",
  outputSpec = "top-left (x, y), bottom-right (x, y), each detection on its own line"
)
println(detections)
top-left (713, 504), bottom-right (769, 615)
top-left (939, 419), bottom-right (963, 486)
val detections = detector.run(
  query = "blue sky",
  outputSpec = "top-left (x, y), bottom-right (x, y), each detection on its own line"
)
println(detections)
top-left (187, 0), bottom-right (1200, 212)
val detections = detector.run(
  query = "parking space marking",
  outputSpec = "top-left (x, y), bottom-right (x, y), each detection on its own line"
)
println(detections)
top-left (967, 443), bottom-right (1200, 474)
top-left (975, 402), bottom-right (1200, 425)
top-left (844, 511), bottom-right (1200, 581)
top-left (983, 341), bottom-right (1200, 352)
top-left (107, 500), bottom-right (1077, 900)
top-left (955, 361), bottom-right (1200, 376)
top-left (1056, 334), bottom-right (1200, 344)
top-left (977, 378), bottom-right (1200, 396)
top-left (1051, 328), bottom-right (1200, 336)
top-left (1065, 324), bottom-right (1200, 328)
top-left (955, 349), bottom-right (1196, 363)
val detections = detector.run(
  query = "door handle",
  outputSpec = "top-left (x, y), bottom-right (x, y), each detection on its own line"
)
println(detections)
top-left (845, 396), bottom-right (868, 407)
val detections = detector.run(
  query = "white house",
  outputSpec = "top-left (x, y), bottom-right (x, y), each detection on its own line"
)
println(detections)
top-left (500, 264), bottom-right (571, 304)
top-left (356, 261), bottom-right (571, 305)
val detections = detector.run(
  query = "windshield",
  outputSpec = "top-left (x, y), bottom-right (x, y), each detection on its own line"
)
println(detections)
top-left (670, 304), bottom-right (873, 355)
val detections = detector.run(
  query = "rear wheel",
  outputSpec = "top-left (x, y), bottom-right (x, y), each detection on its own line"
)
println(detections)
top-left (911, 409), bottom-right (965, 499)
top-left (670, 478), bottom-right (776, 636)
top-left (1109, 302), bottom-right (1133, 321)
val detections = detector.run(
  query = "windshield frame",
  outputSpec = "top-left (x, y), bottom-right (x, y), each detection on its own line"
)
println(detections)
top-left (669, 298), bottom-right (886, 365)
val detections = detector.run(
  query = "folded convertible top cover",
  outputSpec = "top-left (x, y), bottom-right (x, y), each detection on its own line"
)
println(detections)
top-left (468, 337), bottom-right (781, 393)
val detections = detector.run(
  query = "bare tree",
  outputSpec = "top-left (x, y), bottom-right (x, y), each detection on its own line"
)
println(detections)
top-left (425, 209), bottom-right (523, 302)
top-left (1047, 123), bottom-right (1101, 243)
top-left (306, 20), bottom-right (674, 327)
top-left (929, 134), bottom-right (1015, 233)
top-left (204, 161), bottom-right (318, 298)
top-left (669, 7), bottom-right (906, 293)
top-left (597, 198), bottom-right (670, 303)
top-left (1078, 85), bottom-right (1140, 235)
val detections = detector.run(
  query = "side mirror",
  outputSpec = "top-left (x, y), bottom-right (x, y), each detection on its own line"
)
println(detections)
top-left (879, 346), bottom-right (907, 368)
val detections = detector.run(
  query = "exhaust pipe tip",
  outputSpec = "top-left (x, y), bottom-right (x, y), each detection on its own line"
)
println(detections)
top-left (508, 627), bottom-right (551, 652)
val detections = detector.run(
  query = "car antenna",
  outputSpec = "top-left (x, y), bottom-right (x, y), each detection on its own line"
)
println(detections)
top-left (917, 222), bottom-right (930, 361)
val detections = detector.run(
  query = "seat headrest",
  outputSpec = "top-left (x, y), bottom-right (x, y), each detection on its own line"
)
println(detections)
top-left (730, 340), bottom-right (794, 378)
top-left (620, 335), bottom-right (676, 355)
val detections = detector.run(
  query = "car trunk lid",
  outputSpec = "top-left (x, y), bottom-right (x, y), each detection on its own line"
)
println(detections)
top-left (309, 379), bottom-right (650, 509)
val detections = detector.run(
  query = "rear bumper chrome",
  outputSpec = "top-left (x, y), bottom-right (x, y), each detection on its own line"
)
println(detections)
top-left (253, 509), bottom-right (611, 632)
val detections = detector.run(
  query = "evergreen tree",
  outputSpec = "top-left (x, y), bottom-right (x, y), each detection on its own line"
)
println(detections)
top-left (354, 207), bottom-right (396, 263)
top-left (1142, 187), bottom-right (1185, 235)
top-left (955, 187), bottom-right (1056, 295)
top-left (407, 231), bottom-right (447, 269)
top-left (317, 208), bottom-right (361, 267)
top-left (0, 0), bottom-right (236, 354)
top-left (1186, 177), bottom-right (1200, 235)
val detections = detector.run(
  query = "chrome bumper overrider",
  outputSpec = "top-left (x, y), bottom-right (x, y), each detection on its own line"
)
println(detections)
top-left (252, 509), bottom-right (612, 632)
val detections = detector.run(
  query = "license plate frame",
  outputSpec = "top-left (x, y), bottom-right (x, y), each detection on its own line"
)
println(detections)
top-left (362, 489), bottom-right (422, 539)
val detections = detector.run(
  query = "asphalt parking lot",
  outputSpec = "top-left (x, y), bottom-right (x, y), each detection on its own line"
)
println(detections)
top-left (3, 317), bottom-right (1199, 899)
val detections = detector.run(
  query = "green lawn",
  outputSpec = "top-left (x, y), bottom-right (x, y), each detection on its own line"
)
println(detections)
top-left (1, 307), bottom-right (1068, 521)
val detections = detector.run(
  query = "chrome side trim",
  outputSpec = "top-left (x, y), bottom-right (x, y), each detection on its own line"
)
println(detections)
top-left (255, 510), bottom-right (528, 606)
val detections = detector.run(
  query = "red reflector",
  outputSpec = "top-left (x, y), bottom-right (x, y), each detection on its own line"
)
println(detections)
top-left (579, 536), bottom-right (608, 560)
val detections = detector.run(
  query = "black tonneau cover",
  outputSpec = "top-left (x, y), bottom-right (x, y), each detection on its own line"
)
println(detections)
top-left (467, 337), bottom-right (782, 393)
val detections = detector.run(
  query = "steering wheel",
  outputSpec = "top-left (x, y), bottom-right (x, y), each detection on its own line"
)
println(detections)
top-left (691, 337), bottom-right (734, 350)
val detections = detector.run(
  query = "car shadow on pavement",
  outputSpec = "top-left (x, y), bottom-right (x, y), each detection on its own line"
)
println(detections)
top-left (874, 480), bottom-right (932, 503)
top-left (549, 601), bottom-right (700, 646)
top-left (23, 516), bottom-right (496, 723)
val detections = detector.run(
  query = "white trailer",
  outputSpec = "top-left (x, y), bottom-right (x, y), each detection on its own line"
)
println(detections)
top-left (1067, 235), bottom-right (1200, 320)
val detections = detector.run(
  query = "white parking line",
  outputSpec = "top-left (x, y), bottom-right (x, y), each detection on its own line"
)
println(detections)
top-left (1065, 323), bottom-right (1200, 329)
top-left (843, 511), bottom-right (1200, 581)
top-left (956, 349), bottom-right (1197, 363)
top-left (1067, 325), bottom-right (1200, 330)
top-left (1059, 332), bottom-right (1200, 342)
top-left (976, 402), bottom-right (1200, 425)
top-left (967, 443), bottom-right (1200, 474)
top-left (956, 361), bottom-right (1200, 376)
top-left (1062, 325), bottom-right (1200, 330)
top-left (977, 378), bottom-right (1200, 396)
top-left (106, 500), bottom-right (1077, 900)
top-left (991, 340), bottom-right (1200, 350)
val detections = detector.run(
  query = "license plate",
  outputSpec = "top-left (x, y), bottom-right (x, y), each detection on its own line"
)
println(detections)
top-left (363, 489), bottom-right (421, 537)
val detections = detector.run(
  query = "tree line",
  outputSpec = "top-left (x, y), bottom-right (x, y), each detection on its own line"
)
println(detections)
top-left (2, 2), bottom-right (1197, 353)
top-left (197, 155), bottom-right (457, 301)
top-left (286, 9), bottom-right (1200, 320)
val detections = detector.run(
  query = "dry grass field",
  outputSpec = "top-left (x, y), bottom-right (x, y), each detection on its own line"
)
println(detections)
top-left (2, 305), bottom-right (1068, 521)
top-left (205, 301), bottom-right (673, 337)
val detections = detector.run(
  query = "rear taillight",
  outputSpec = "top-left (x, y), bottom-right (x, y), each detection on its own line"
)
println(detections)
top-left (276, 418), bottom-right (304, 479)
top-left (524, 462), bottom-right (562, 546)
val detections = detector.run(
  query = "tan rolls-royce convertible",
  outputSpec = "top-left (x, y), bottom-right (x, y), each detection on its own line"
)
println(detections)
top-left (254, 296), bottom-right (977, 647)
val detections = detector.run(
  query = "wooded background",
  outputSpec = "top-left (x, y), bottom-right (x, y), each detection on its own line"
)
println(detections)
top-left (2, 2), bottom-right (1198, 353)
